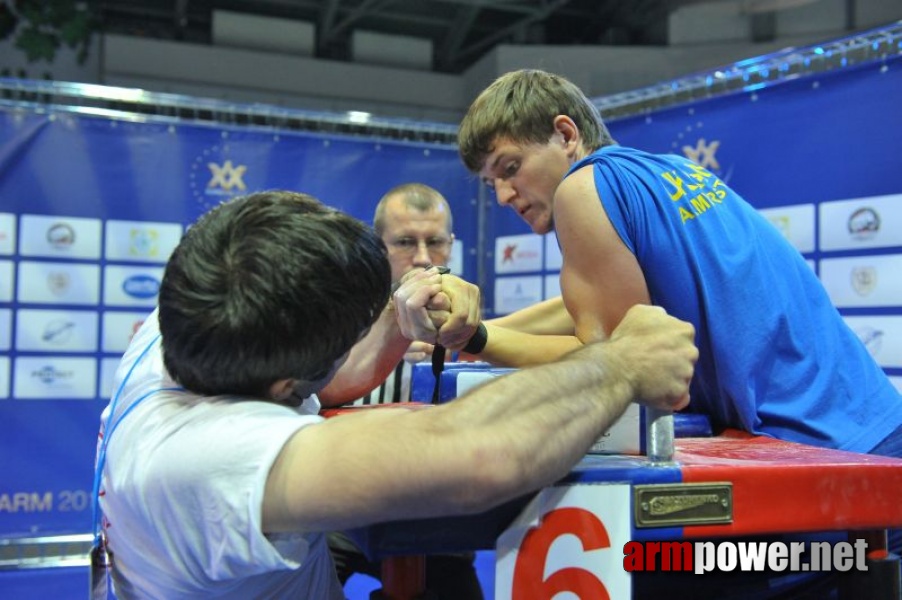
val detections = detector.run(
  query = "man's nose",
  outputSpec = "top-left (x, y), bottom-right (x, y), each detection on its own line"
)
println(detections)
top-left (495, 180), bottom-right (515, 205)
top-left (412, 241), bottom-right (432, 265)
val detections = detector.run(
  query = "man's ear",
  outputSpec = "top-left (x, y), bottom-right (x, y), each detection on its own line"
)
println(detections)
top-left (268, 378), bottom-right (294, 401)
top-left (552, 115), bottom-right (580, 153)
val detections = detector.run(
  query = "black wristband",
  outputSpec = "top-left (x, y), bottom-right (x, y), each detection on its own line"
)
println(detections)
top-left (462, 322), bottom-right (488, 354)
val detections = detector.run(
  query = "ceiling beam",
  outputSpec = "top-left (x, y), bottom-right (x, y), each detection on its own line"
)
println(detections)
top-left (447, 0), bottom-right (573, 68)
top-left (437, 5), bottom-right (481, 70)
top-left (323, 0), bottom-right (397, 41)
top-left (317, 0), bottom-right (342, 53)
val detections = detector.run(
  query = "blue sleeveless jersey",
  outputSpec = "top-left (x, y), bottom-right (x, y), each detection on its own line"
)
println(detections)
top-left (566, 146), bottom-right (901, 452)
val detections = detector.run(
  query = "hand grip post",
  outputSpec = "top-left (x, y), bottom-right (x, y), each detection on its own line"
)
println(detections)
top-left (645, 407), bottom-right (675, 464)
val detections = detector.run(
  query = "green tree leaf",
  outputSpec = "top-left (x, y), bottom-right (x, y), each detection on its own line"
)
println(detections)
top-left (59, 10), bottom-right (91, 47)
top-left (13, 26), bottom-right (59, 63)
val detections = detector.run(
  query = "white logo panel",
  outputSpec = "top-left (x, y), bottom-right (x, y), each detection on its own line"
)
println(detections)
top-left (819, 194), bottom-right (902, 251)
top-left (0, 212), bottom-right (15, 255)
top-left (544, 232), bottom-right (563, 270)
top-left (19, 214), bottom-right (102, 259)
top-left (820, 255), bottom-right (902, 308)
top-left (17, 261), bottom-right (101, 305)
top-left (103, 265), bottom-right (164, 307)
top-left (99, 357), bottom-right (124, 400)
top-left (0, 260), bottom-right (12, 302)
top-left (15, 309), bottom-right (99, 352)
top-left (843, 316), bottom-right (902, 369)
top-left (544, 273), bottom-right (561, 300)
top-left (0, 356), bottom-right (9, 399)
top-left (102, 311), bottom-right (152, 352)
top-left (104, 220), bottom-right (183, 263)
top-left (455, 370), bottom-right (513, 398)
top-left (0, 308), bottom-right (10, 351)
top-left (890, 376), bottom-right (902, 394)
top-left (758, 203), bottom-right (815, 253)
top-left (446, 241), bottom-right (463, 278)
top-left (494, 276), bottom-right (543, 315)
top-left (13, 356), bottom-right (97, 399)
top-left (588, 403), bottom-right (642, 455)
top-left (495, 234), bottom-right (543, 274)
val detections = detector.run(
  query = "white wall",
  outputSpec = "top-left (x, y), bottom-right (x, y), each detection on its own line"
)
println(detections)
top-left (101, 34), bottom-right (464, 122)
top-left (856, 0), bottom-right (902, 28)
top-left (669, 0), bottom-right (753, 45)
top-left (212, 10), bottom-right (315, 56)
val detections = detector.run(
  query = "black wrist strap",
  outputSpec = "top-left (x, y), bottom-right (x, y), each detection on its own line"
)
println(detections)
top-left (462, 322), bottom-right (488, 355)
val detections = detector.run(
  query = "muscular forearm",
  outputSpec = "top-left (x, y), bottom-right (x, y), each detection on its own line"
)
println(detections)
top-left (317, 304), bottom-right (410, 406)
top-left (484, 296), bottom-right (575, 336)
top-left (430, 343), bottom-right (633, 507)
top-left (467, 323), bottom-right (583, 367)
top-left (267, 341), bottom-right (634, 532)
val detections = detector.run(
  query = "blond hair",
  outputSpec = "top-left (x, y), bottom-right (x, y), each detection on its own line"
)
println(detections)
top-left (373, 183), bottom-right (453, 236)
top-left (458, 69), bottom-right (615, 172)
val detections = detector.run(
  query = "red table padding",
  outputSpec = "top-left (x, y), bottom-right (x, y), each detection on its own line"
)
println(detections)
top-left (678, 430), bottom-right (902, 538)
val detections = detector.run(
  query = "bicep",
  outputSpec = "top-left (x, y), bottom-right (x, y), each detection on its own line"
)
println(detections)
top-left (554, 166), bottom-right (649, 341)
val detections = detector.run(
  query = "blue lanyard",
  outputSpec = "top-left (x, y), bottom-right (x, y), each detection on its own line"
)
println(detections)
top-left (91, 333), bottom-right (182, 542)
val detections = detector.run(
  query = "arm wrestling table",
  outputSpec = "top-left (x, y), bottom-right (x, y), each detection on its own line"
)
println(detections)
top-left (324, 403), bottom-right (902, 600)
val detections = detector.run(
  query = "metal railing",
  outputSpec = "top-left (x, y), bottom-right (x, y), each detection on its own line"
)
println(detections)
top-left (0, 78), bottom-right (460, 144)
top-left (0, 534), bottom-right (93, 569)
top-left (595, 20), bottom-right (902, 121)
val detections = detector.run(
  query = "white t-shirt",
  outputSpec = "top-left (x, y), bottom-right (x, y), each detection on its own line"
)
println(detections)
top-left (97, 310), bottom-right (343, 599)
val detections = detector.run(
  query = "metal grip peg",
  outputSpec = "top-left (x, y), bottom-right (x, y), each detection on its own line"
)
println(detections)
top-left (645, 407), bottom-right (675, 464)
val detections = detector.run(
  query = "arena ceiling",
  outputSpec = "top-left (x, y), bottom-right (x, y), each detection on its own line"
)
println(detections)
top-left (85, 0), bottom-right (724, 74)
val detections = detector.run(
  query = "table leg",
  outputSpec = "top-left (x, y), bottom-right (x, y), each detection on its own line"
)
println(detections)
top-left (370, 555), bottom-right (428, 600)
top-left (838, 530), bottom-right (901, 600)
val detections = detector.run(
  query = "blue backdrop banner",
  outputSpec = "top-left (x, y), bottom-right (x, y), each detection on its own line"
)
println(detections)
top-left (0, 111), bottom-right (478, 536)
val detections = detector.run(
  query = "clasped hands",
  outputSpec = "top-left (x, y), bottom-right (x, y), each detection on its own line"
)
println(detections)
top-left (392, 266), bottom-right (481, 360)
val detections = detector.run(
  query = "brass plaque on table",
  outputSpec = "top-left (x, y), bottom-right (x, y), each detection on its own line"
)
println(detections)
top-left (634, 482), bottom-right (733, 527)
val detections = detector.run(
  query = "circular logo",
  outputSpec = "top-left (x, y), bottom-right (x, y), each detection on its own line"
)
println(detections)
top-left (847, 207), bottom-right (879, 240)
top-left (122, 275), bottom-right (161, 299)
top-left (47, 223), bottom-right (76, 248)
